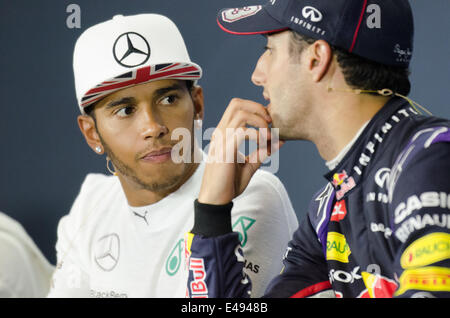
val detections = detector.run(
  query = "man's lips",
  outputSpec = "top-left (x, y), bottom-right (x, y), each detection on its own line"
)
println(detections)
top-left (140, 147), bottom-right (173, 163)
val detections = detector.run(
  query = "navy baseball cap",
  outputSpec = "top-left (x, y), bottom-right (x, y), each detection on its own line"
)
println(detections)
top-left (217, 0), bottom-right (414, 67)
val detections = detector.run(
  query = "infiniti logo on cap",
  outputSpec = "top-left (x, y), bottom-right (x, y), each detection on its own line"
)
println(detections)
top-left (112, 32), bottom-right (151, 68)
top-left (302, 6), bottom-right (323, 22)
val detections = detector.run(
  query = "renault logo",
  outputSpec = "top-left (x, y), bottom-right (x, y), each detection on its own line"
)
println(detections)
top-left (302, 6), bottom-right (323, 22)
top-left (113, 32), bottom-right (150, 68)
top-left (94, 233), bottom-right (120, 272)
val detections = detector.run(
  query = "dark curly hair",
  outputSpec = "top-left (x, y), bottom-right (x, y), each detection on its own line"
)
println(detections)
top-left (289, 31), bottom-right (411, 96)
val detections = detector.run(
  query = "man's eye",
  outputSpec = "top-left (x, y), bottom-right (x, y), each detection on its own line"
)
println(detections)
top-left (115, 106), bottom-right (135, 117)
top-left (160, 95), bottom-right (178, 105)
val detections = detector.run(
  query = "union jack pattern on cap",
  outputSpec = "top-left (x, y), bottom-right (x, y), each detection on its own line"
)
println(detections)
top-left (81, 63), bottom-right (201, 108)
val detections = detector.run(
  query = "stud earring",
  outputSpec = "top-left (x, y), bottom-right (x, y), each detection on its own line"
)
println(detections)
top-left (95, 146), bottom-right (102, 153)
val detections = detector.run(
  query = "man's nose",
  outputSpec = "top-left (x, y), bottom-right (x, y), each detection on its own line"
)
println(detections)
top-left (251, 53), bottom-right (266, 87)
top-left (139, 105), bottom-right (168, 139)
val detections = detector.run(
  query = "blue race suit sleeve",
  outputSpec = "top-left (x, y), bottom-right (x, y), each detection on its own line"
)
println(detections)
top-left (390, 127), bottom-right (450, 297)
top-left (185, 200), bottom-right (251, 298)
top-left (185, 232), bottom-right (251, 298)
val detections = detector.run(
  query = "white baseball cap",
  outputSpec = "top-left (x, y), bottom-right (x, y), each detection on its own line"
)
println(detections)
top-left (73, 13), bottom-right (202, 113)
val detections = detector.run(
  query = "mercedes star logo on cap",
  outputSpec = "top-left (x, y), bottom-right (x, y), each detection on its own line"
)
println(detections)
top-left (113, 32), bottom-right (150, 68)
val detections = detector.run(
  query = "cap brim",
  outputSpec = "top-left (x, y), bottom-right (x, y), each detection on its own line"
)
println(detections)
top-left (217, 5), bottom-right (288, 35)
top-left (79, 62), bottom-right (202, 110)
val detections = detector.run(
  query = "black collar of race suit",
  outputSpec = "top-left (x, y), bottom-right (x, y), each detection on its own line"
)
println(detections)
top-left (323, 96), bottom-right (420, 200)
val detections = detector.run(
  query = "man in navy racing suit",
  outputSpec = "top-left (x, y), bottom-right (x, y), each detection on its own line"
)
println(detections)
top-left (185, 0), bottom-right (450, 298)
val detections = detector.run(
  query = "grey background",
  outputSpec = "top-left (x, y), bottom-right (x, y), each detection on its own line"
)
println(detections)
top-left (0, 0), bottom-right (449, 265)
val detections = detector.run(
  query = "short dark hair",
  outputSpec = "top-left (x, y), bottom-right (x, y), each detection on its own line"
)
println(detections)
top-left (83, 102), bottom-right (96, 117)
top-left (289, 31), bottom-right (411, 96)
top-left (83, 80), bottom-right (195, 118)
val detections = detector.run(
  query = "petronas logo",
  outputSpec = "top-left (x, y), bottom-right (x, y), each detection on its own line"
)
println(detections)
top-left (232, 216), bottom-right (256, 247)
top-left (165, 217), bottom-right (256, 276)
top-left (165, 238), bottom-right (184, 276)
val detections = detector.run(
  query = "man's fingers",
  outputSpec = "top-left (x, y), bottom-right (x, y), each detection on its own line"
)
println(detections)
top-left (226, 98), bottom-right (271, 123)
top-left (228, 109), bottom-right (270, 130)
top-left (246, 137), bottom-right (286, 166)
top-left (198, 98), bottom-right (282, 204)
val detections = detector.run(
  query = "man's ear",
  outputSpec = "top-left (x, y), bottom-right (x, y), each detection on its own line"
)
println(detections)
top-left (307, 40), bottom-right (333, 83)
top-left (77, 115), bottom-right (103, 154)
top-left (191, 85), bottom-right (204, 120)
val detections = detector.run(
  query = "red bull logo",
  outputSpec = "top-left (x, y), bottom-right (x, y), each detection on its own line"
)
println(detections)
top-left (358, 272), bottom-right (398, 298)
top-left (332, 171), bottom-right (348, 187)
top-left (331, 170), bottom-right (357, 200)
top-left (188, 257), bottom-right (208, 298)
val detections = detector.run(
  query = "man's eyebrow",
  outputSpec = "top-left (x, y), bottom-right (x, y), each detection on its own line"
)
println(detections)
top-left (106, 97), bottom-right (136, 109)
top-left (153, 83), bottom-right (185, 97)
top-left (104, 83), bottom-right (185, 109)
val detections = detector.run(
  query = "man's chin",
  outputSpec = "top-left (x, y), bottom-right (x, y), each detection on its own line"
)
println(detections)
top-left (134, 172), bottom-right (184, 193)
top-left (119, 160), bottom-right (184, 191)
top-left (272, 122), bottom-right (305, 141)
